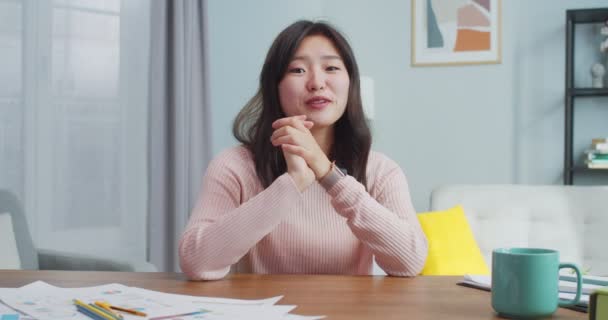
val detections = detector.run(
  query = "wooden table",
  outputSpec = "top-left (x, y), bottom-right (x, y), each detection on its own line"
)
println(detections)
top-left (0, 271), bottom-right (585, 319)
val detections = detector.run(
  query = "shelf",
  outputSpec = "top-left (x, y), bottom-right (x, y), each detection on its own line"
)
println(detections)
top-left (564, 7), bottom-right (608, 185)
top-left (570, 166), bottom-right (608, 173)
top-left (567, 88), bottom-right (608, 97)
top-left (567, 8), bottom-right (608, 23)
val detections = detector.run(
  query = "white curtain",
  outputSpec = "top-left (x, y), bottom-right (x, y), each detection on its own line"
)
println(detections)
top-left (0, 0), bottom-right (150, 261)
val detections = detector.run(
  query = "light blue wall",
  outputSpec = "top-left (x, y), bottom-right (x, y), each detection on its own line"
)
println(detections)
top-left (207, 0), bottom-right (323, 155)
top-left (207, 0), bottom-right (608, 211)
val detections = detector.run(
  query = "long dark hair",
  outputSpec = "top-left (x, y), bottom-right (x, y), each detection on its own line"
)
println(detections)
top-left (233, 20), bottom-right (371, 188)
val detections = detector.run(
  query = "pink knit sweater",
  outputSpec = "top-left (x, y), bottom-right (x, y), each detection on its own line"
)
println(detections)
top-left (179, 146), bottom-right (428, 280)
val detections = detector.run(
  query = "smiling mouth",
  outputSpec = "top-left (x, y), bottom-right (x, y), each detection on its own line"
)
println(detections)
top-left (306, 97), bottom-right (332, 109)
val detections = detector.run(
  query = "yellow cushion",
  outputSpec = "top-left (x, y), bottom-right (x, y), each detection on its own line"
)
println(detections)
top-left (417, 205), bottom-right (489, 275)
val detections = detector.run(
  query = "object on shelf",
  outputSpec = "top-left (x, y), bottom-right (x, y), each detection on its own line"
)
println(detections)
top-left (601, 21), bottom-right (608, 53)
top-left (591, 63), bottom-right (605, 88)
top-left (584, 138), bottom-right (608, 169)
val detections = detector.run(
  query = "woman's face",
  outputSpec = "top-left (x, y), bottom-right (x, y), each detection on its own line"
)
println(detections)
top-left (278, 35), bottom-right (350, 129)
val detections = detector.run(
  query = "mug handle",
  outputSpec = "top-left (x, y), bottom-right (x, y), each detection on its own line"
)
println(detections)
top-left (558, 263), bottom-right (582, 307)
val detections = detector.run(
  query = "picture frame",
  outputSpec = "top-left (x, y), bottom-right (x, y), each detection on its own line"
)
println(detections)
top-left (411, 0), bottom-right (502, 66)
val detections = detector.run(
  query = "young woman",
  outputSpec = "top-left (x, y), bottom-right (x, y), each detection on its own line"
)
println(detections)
top-left (179, 20), bottom-right (428, 280)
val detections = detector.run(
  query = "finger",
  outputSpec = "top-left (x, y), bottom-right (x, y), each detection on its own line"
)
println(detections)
top-left (291, 119), bottom-right (310, 132)
top-left (270, 126), bottom-right (284, 141)
top-left (272, 115), bottom-right (307, 129)
top-left (272, 117), bottom-right (297, 129)
top-left (270, 125), bottom-right (294, 141)
top-left (273, 114), bottom-right (306, 127)
top-left (277, 117), bottom-right (309, 132)
top-left (281, 144), bottom-right (307, 158)
top-left (271, 135), bottom-right (297, 147)
top-left (303, 121), bottom-right (314, 129)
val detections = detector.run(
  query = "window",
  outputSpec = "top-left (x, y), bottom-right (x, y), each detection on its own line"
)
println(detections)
top-left (0, 0), bottom-right (150, 260)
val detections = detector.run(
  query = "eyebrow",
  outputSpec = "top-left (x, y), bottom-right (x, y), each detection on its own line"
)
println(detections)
top-left (291, 55), bottom-right (343, 62)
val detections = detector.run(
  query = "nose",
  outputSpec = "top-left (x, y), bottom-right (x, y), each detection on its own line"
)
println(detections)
top-left (306, 68), bottom-right (325, 91)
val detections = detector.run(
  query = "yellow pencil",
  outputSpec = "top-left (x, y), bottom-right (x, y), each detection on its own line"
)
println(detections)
top-left (94, 301), bottom-right (124, 319)
top-left (73, 299), bottom-right (116, 320)
top-left (89, 303), bottom-right (122, 320)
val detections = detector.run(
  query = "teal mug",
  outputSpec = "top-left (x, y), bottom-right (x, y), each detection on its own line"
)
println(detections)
top-left (491, 248), bottom-right (582, 318)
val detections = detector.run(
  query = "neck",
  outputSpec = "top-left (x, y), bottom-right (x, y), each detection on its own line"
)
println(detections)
top-left (311, 125), bottom-right (334, 156)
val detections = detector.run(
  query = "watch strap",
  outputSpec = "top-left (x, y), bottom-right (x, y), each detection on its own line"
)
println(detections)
top-left (319, 162), bottom-right (346, 190)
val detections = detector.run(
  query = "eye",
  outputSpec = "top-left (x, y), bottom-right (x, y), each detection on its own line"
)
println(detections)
top-left (326, 66), bottom-right (341, 72)
top-left (288, 67), bottom-right (305, 74)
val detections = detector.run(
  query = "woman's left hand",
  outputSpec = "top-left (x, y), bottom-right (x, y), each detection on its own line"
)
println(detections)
top-left (271, 115), bottom-right (332, 179)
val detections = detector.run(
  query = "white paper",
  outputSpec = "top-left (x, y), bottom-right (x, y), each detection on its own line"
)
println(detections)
top-left (0, 300), bottom-right (36, 320)
top-left (128, 287), bottom-right (299, 319)
top-left (558, 279), bottom-right (604, 294)
top-left (281, 315), bottom-right (326, 320)
top-left (0, 281), bottom-right (324, 320)
top-left (129, 286), bottom-right (283, 305)
top-left (0, 282), bottom-right (204, 320)
top-left (460, 274), bottom-right (591, 307)
top-left (560, 274), bottom-right (608, 286)
top-left (559, 292), bottom-right (590, 305)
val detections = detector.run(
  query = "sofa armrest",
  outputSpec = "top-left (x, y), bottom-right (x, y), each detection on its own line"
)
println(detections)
top-left (38, 248), bottom-right (157, 272)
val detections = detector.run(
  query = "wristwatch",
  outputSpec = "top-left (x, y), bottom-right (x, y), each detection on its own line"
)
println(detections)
top-left (319, 161), bottom-right (347, 190)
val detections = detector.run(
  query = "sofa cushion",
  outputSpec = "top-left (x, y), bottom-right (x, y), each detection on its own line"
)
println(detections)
top-left (430, 185), bottom-right (608, 276)
top-left (0, 212), bottom-right (21, 269)
top-left (417, 205), bottom-right (490, 275)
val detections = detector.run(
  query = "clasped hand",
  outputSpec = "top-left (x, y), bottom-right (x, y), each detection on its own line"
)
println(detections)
top-left (270, 115), bottom-right (332, 191)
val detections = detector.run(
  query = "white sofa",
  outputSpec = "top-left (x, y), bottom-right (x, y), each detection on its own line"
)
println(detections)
top-left (430, 185), bottom-right (608, 276)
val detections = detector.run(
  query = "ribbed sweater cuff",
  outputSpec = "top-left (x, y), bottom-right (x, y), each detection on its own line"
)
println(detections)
top-left (327, 176), bottom-right (366, 219)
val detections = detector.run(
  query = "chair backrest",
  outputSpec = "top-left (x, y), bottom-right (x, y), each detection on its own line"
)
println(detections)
top-left (0, 190), bottom-right (39, 269)
top-left (430, 185), bottom-right (608, 276)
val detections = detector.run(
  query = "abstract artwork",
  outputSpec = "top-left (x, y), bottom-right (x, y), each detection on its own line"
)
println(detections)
top-left (412, 0), bottom-right (501, 66)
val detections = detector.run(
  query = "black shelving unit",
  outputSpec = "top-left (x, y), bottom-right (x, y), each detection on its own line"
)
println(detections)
top-left (564, 8), bottom-right (608, 185)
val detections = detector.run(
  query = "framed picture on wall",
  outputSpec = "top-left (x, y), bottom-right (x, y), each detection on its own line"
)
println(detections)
top-left (411, 0), bottom-right (502, 66)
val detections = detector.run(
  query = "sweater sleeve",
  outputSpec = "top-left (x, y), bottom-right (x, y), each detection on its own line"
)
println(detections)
top-left (327, 165), bottom-right (428, 277)
top-left (178, 151), bottom-right (302, 280)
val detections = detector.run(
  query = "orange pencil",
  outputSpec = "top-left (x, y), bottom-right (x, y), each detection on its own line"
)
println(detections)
top-left (94, 301), bottom-right (147, 317)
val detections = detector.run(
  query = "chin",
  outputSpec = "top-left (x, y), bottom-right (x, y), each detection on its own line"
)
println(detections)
top-left (303, 109), bottom-right (343, 128)
top-left (309, 118), bottom-right (337, 128)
